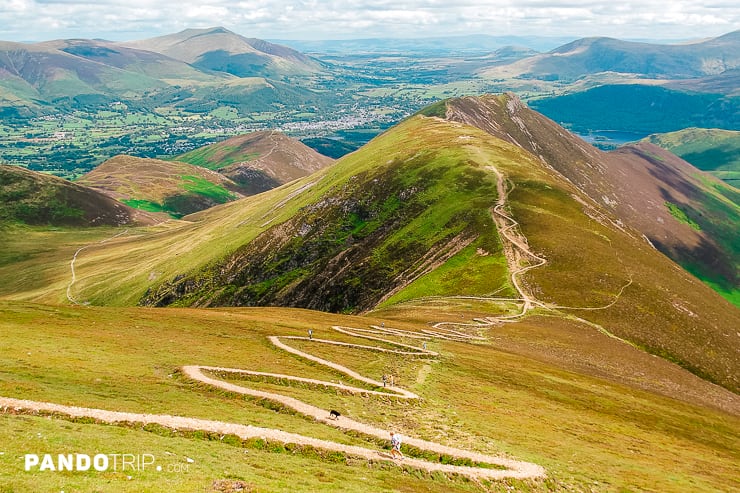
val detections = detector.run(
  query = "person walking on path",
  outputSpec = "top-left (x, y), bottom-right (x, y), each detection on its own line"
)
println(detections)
top-left (390, 431), bottom-right (404, 460)
top-left (382, 374), bottom-right (387, 387)
top-left (308, 329), bottom-right (313, 340)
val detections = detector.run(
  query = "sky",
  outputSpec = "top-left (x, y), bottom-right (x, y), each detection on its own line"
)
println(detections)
top-left (1, 0), bottom-right (738, 43)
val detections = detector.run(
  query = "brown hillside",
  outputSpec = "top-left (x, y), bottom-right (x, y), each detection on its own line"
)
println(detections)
top-left (77, 155), bottom-right (243, 217)
top-left (443, 94), bottom-right (739, 292)
top-left (177, 131), bottom-right (334, 195)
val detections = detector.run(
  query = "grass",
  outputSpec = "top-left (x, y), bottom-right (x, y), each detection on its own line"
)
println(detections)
top-left (175, 144), bottom-right (259, 170)
top-left (643, 128), bottom-right (740, 186)
top-left (665, 202), bottom-right (701, 231)
top-left (122, 199), bottom-right (170, 215)
top-left (180, 175), bottom-right (236, 203)
top-left (0, 301), bottom-right (738, 492)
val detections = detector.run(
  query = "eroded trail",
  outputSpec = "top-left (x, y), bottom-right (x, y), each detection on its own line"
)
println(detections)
top-left (1, 325), bottom-right (545, 480)
top-left (433, 163), bottom-right (548, 329)
top-left (432, 160), bottom-right (630, 329)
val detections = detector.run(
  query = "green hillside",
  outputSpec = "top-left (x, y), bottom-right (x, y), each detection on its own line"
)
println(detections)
top-left (175, 131), bottom-right (333, 195)
top-left (0, 164), bottom-right (148, 227)
top-left (643, 128), bottom-right (740, 187)
top-left (2, 103), bottom-right (737, 393)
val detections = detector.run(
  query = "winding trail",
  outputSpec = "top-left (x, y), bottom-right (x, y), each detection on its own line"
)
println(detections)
top-left (432, 161), bottom-right (631, 328)
top-left (432, 164), bottom-right (549, 329)
top-left (31, 155), bottom-right (644, 482)
top-left (1, 325), bottom-right (545, 480)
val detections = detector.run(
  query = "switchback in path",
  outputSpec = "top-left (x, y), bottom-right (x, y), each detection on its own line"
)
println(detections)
top-left (1, 325), bottom-right (546, 481)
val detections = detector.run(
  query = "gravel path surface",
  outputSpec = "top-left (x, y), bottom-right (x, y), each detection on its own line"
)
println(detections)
top-left (1, 325), bottom-right (546, 480)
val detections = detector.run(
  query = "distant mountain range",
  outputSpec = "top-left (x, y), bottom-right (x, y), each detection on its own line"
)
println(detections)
top-left (0, 27), bottom-right (322, 118)
top-left (272, 34), bottom-right (576, 55)
top-left (2, 28), bottom-right (738, 121)
top-left (481, 30), bottom-right (740, 81)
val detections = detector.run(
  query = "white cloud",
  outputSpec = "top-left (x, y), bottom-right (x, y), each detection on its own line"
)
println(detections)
top-left (0, 0), bottom-right (737, 42)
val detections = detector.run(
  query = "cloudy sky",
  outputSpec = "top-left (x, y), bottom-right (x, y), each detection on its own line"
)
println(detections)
top-left (1, 0), bottom-right (738, 42)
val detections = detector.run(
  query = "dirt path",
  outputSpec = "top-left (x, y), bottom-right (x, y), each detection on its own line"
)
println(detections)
top-left (432, 161), bottom-right (631, 329)
top-left (1, 325), bottom-right (546, 480)
top-left (432, 164), bottom-right (548, 329)
top-left (67, 229), bottom-right (130, 305)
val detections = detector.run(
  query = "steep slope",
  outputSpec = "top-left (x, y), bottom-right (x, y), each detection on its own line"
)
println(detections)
top-left (76, 155), bottom-right (242, 217)
top-left (0, 165), bottom-right (153, 226)
top-left (5, 102), bottom-right (738, 391)
top-left (175, 131), bottom-right (334, 195)
top-left (481, 30), bottom-right (740, 81)
top-left (123, 27), bottom-right (323, 78)
top-left (441, 94), bottom-right (739, 304)
top-left (642, 128), bottom-right (740, 186)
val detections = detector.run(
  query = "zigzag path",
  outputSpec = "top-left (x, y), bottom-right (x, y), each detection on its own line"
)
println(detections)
top-left (1, 325), bottom-right (545, 480)
top-left (6, 159), bottom-right (557, 481)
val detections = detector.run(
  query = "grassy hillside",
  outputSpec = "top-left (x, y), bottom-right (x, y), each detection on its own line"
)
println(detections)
top-left (0, 301), bottom-right (737, 492)
top-left (0, 165), bottom-right (151, 227)
top-left (2, 106), bottom-right (738, 392)
top-left (445, 94), bottom-right (739, 307)
top-left (76, 155), bottom-right (241, 218)
top-left (643, 128), bottom-right (740, 187)
top-left (149, 118), bottom-right (525, 311)
top-left (175, 131), bottom-right (334, 195)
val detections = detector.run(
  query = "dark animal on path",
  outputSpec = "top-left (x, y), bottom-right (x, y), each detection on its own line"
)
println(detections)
top-left (328, 410), bottom-right (341, 420)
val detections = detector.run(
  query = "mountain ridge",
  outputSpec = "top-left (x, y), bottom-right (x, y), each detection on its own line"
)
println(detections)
top-left (481, 30), bottom-right (740, 80)
top-left (442, 94), bottom-right (739, 302)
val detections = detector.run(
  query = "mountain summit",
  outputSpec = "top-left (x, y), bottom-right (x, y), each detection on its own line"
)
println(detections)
top-left (123, 27), bottom-right (323, 77)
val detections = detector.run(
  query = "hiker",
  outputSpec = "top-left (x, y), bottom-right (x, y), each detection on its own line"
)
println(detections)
top-left (422, 341), bottom-right (427, 350)
top-left (308, 329), bottom-right (313, 340)
top-left (389, 431), bottom-right (403, 459)
top-left (382, 374), bottom-right (387, 387)
top-left (328, 409), bottom-right (341, 420)
top-left (381, 322), bottom-right (385, 328)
